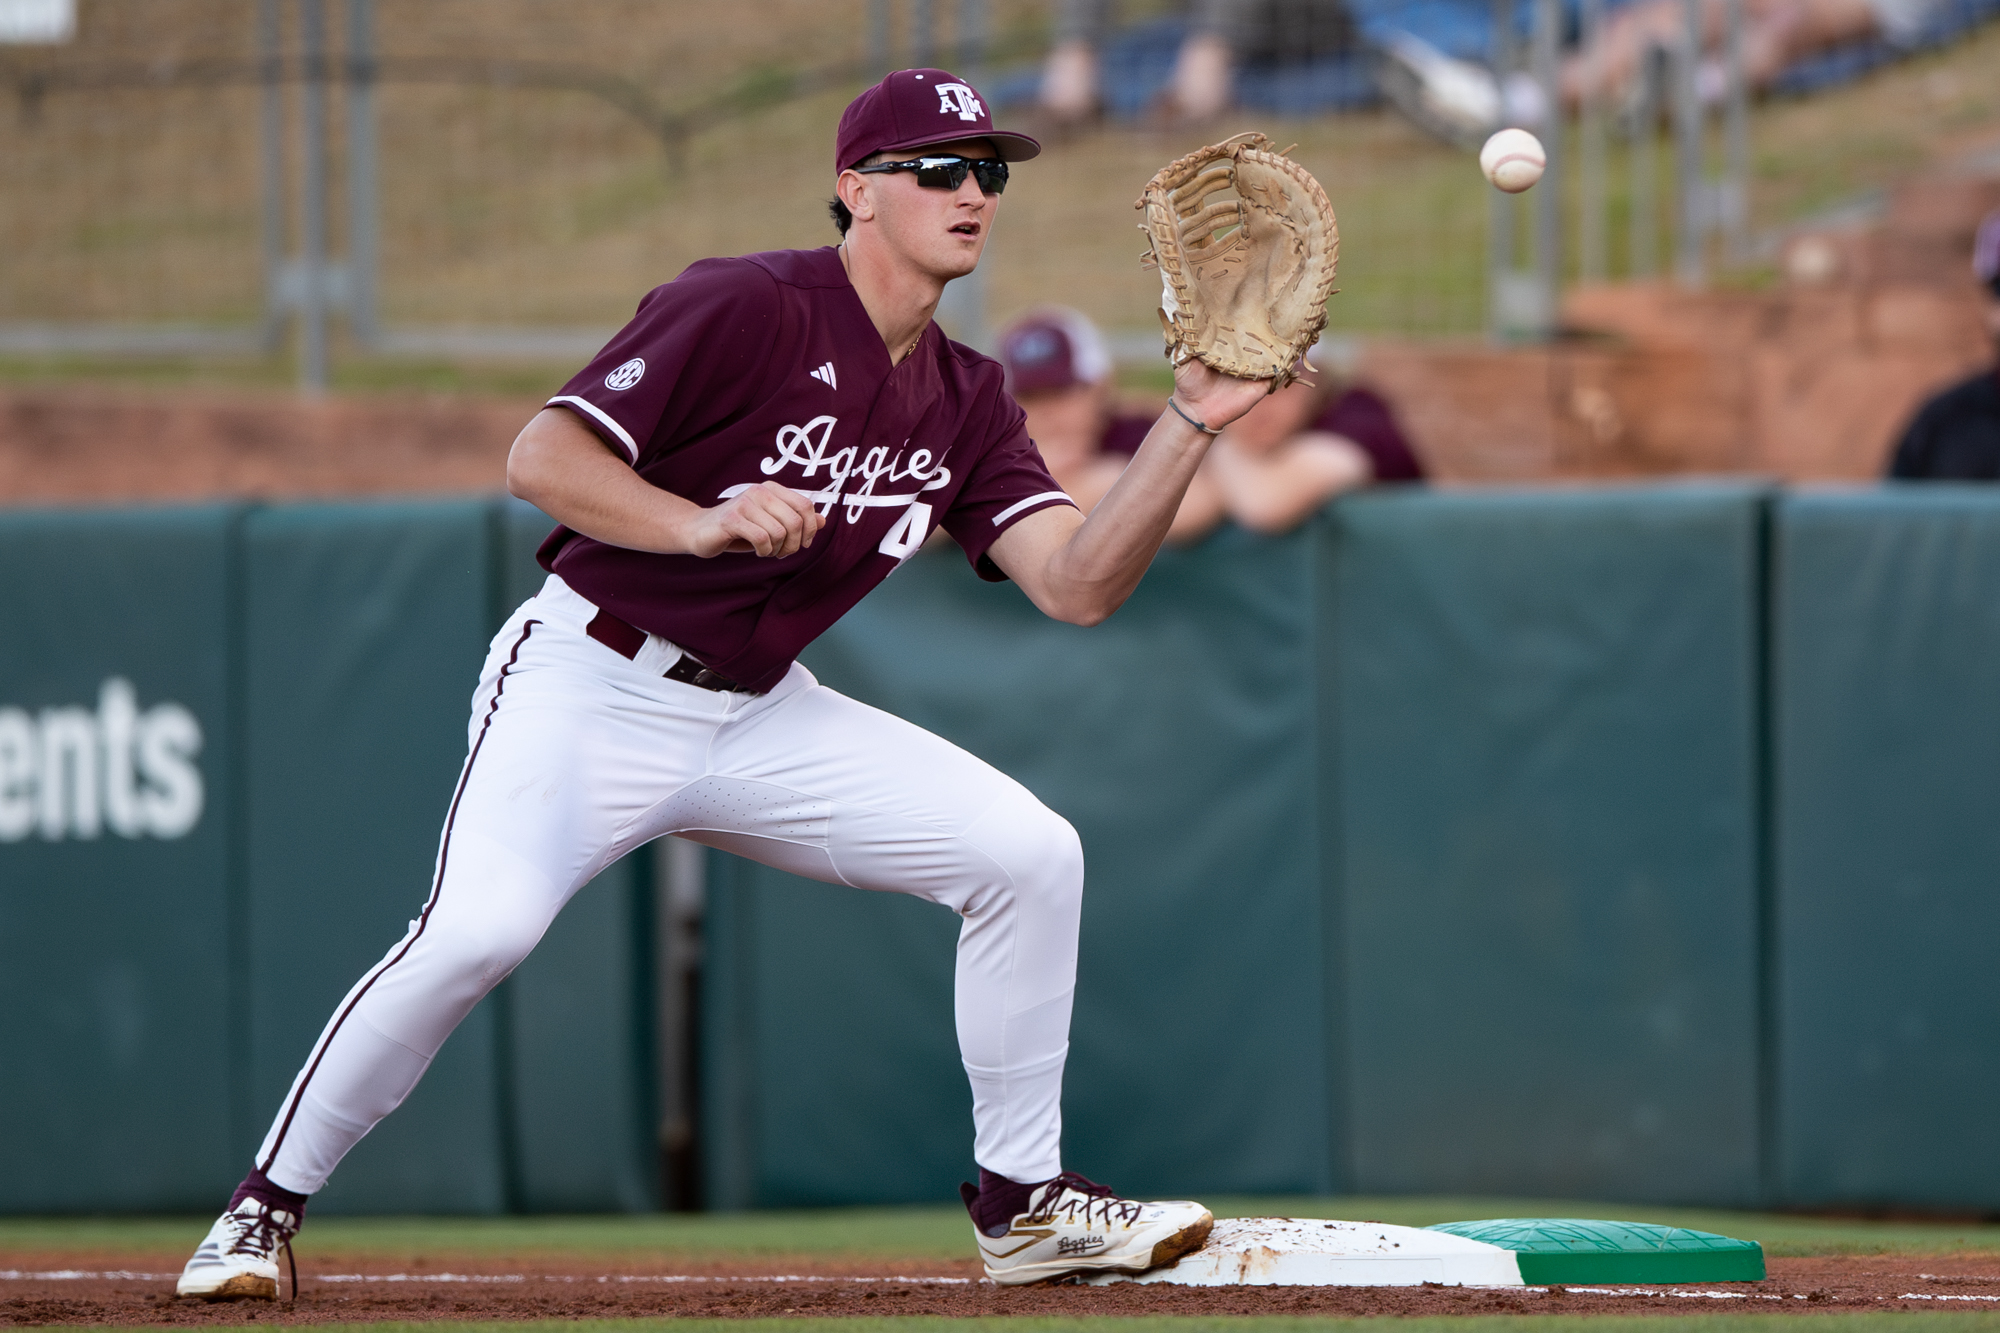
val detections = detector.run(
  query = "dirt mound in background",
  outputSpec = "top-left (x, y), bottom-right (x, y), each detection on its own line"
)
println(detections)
top-left (1, 168), bottom-right (1993, 504)
top-left (1364, 171), bottom-right (2000, 485)
top-left (4, 1252), bottom-right (1999, 1324)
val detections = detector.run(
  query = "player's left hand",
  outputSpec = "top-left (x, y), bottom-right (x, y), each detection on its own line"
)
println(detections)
top-left (1171, 357), bottom-right (1274, 434)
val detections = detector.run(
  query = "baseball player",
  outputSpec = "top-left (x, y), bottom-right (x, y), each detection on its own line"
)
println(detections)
top-left (176, 68), bottom-right (1273, 1298)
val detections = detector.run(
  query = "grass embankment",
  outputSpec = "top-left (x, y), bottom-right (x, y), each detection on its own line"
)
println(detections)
top-left (1, 5), bottom-right (1995, 404)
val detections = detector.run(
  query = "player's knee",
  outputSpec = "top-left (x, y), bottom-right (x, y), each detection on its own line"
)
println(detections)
top-left (979, 796), bottom-right (1084, 910)
top-left (425, 913), bottom-right (545, 992)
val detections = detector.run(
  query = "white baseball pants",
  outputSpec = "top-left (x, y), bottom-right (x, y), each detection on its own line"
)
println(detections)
top-left (253, 575), bottom-right (1081, 1195)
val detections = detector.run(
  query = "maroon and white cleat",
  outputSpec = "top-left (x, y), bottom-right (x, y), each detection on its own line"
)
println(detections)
top-left (175, 1198), bottom-right (298, 1300)
top-left (968, 1171), bottom-right (1213, 1286)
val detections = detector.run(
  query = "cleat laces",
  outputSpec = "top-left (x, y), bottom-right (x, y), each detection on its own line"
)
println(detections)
top-left (225, 1203), bottom-right (301, 1301)
top-left (1024, 1172), bottom-right (1143, 1229)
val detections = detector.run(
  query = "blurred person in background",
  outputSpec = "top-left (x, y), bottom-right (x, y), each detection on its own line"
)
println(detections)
top-left (1041, 0), bottom-right (1357, 123)
top-left (1556, 0), bottom-right (1948, 108)
top-left (1887, 209), bottom-right (2000, 479)
top-left (1207, 344), bottom-right (1426, 532)
top-left (998, 307), bottom-right (1225, 543)
top-left (1382, 0), bottom-right (1950, 146)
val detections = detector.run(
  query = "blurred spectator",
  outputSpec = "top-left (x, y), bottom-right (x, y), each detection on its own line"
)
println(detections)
top-left (998, 308), bottom-right (1225, 544)
top-left (1042, 0), bottom-right (1357, 123)
top-left (1886, 210), bottom-right (2000, 479)
top-left (1001, 312), bottom-right (1426, 536)
top-left (1557, 0), bottom-right (1942, 109)
top-left (1208, 347), bottom-right (1426, 532)
top-left (1382, 0), bottom-right (1947, 146)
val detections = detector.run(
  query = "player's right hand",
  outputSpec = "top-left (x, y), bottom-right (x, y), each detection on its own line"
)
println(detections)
top-left (690, 481), bottom-right (823, 558)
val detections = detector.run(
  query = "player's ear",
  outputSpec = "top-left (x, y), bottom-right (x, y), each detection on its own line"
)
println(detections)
top-left (836, 168), bottom-right (879, 225)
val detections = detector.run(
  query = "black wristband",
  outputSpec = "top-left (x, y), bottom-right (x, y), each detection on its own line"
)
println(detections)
top-left (1167, 396), bottom-right (1221, 436)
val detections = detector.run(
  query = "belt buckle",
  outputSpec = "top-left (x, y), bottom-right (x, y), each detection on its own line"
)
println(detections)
top-left (668, 652), bottom-right (744, 694)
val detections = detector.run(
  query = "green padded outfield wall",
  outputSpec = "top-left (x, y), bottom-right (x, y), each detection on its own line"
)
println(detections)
top-left (19, 486), bottom-right (2000, 1214)
top-left (701, 525), bottom-right (1338, 1208)
top-left (243, 501), bottom-right (509, 1213)
top-left (0, 497), bottom-right (662, 1216)
top-left (0, 506), bottom-right (240, 1211)
top-left (1775, 489), bottom-right (2000, 1209)
top-left (1334, 487), bottom-right (1767, 1206)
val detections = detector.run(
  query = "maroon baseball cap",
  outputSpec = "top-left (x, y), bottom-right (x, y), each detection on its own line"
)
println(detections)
top-left (998, 307), bottom-right (1111, 396)
top-left (1976, 207), bottom-right (2000, 296)
top-left (836, 69), bottom-right (1041, 174)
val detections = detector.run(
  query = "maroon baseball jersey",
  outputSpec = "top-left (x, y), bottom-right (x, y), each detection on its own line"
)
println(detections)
top-left (538, 246), bottom-right (1075, 693)
top-left (1314, 387), bottom-right (1425, 483)
top-left (1097, 414), bottom-right (1157, 457)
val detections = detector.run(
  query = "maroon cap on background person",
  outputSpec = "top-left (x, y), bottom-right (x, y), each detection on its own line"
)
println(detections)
top-left (997, 308), bottom-right (1112, 397)
top-left (1976, 208), bottom-right (2000, 296)
top-left (835, 69), bottom-right (1040, 174)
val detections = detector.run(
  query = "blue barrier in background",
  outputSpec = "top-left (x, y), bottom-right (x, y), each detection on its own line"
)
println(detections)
top-left (0, 498), bottom-right (652, 1215)
top-left (1334, 487), bottom-right (1767, 1206)
top-left (6, 485), bottom-right (2000, 1213)
top-left (1775, 489), bottom-right (2000, 1211)
top-left (0, 506), bottom-right (239, 1211)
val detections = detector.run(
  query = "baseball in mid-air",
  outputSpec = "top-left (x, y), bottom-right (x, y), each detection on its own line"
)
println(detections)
top-left (1479, 128), bottom-right (1546, 193)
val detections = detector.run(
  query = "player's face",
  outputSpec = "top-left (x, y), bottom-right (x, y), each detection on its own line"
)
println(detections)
top-left (1018, 380), bottom-right (1111, 456)
top-left (1222, 379), bottom-right (1322, 455)
top-left (852, 137), bottom-right (1001, 283)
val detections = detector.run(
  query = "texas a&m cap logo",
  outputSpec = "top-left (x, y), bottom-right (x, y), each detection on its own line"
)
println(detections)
top-left (935, 82), bottom-right (983, 121)
top-left (834, 68), bottom-right (1040, 173)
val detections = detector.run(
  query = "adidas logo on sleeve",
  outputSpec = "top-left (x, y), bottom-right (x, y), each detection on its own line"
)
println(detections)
top-left (809, 362), bottom-right (837, 390)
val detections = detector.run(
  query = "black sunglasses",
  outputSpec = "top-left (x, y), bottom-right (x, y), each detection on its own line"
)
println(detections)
top-left (853, 155), bottom-right (1009, 195)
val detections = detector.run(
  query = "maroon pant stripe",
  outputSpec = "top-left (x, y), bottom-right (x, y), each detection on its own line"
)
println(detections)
top-left (259, 619), bottom-right (541, 1176)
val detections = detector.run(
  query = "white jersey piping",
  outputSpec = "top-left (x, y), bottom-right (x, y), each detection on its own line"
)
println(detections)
top-left (990, 491), bottom-right (1077, 526)
top-left (547, 395), bottom-right (640, 462)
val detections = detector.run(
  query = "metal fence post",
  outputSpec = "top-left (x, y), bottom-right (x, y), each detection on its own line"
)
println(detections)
top-left (1722, 0), bottom-right (1750, 262)
top-left (957, 0), bottom-right (987, 73)
top-left (934, 0), bottom-right (993, 351)
top-left (935, 270), bottom-right (987, 350)
top-left (1630, 45), bottom-right (1661, 278)
top-left (346, 0), bottom-right (378, 348)
top-left (654, 837), bottom-right (707, 1211)
top-left (867, 0), bottom-right (891, 74)
top-left (259, 0), bottom-right (286, 351)
top-left (299, 0), bottom-right (329, 393)
top-left (1579, 0), bottom-right (1606, 280)
top-left (1487, 0), bottom-right (1516, 339)
top-left (1531, 0), bottom-right (1561, 325)
top-left (1673, 0), bottom-right (1705, 287)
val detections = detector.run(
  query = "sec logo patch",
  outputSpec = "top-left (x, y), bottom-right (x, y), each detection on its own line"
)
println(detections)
top-left (605, 358), bottom-right (646, 391)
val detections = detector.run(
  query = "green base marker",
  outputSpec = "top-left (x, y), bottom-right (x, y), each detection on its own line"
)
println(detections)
top-left (1426, 1218), bottom-right (1767, 1285)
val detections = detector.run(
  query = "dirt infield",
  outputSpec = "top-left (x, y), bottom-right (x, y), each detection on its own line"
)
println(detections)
top-left (10, 1253), bottom-right (2000, 1324)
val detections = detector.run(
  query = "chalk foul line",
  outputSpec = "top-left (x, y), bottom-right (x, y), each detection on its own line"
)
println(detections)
top-left (0, 1270), bottom-right (1967, 1300)
top-left (0, 1270), bottom-right (978, 1287)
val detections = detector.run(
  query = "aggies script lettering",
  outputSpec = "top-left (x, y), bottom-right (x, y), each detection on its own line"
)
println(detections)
top-left (718, 415), bottom-right (952, 561)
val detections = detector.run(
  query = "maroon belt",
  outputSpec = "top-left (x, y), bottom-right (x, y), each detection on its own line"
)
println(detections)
top-left (585, 607), bottom-right (756, 694)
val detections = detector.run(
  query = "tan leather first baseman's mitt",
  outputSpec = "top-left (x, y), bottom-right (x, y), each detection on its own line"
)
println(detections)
top-left (1135, 132), bottom-right (1339, 392)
